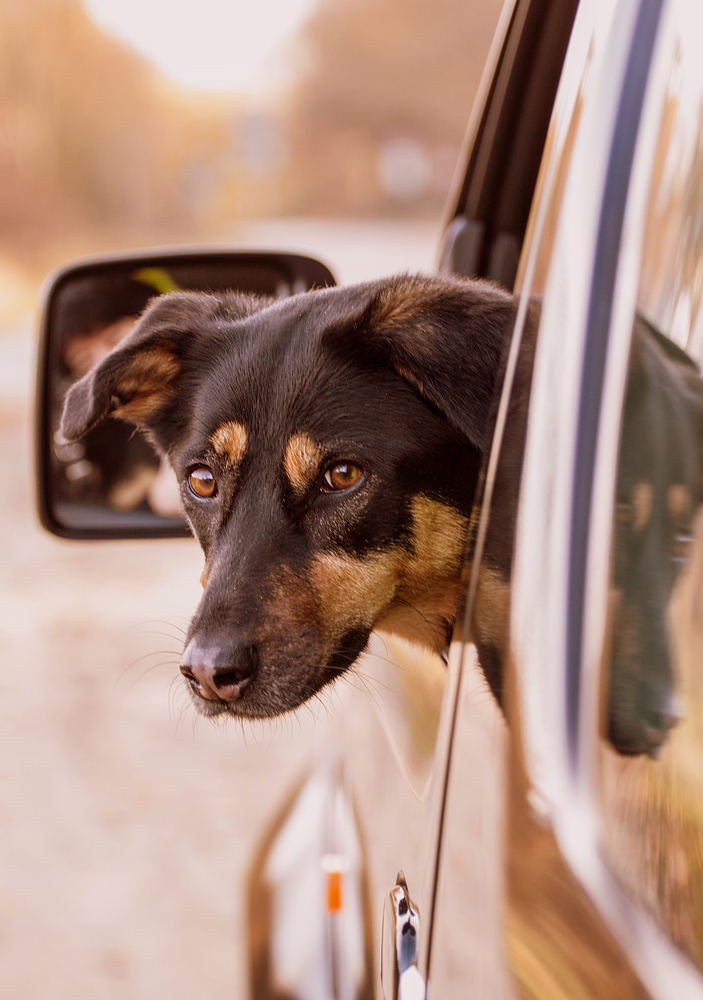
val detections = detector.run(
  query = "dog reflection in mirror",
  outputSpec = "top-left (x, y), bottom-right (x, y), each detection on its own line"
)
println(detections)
top-left (60, 275), bottom-right (517, 720)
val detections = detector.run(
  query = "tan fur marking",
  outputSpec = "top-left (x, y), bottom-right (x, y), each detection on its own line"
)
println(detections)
top-left (284, 432), bottom-right (322, 495)
top-left (393, 362), bottom-right (424, 395)
top-left (268, 496), bottom-right (470, 657)
top-left (211, 421), bottom-right (248, 467)
top-left (667, 483), bottom-right (692, 522)
top-left (113, 347), bottom-right (180, 424)
top-left (380, 497), bottom-right (469, 649)
top-left (310, 551), bottom-right (400, 637)
top-left (200, 564), bottom-right (209, 589)
top-left (266, 553), bottom-right (400, 658)
top-left (632, 481), bottom-right (653, 531)
top-left (405, 496), bottom-right (468, 579)
top-left (371, 284), bottom-right (438, 340)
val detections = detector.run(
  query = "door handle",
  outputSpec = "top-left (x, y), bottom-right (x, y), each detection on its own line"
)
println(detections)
top-left (381, 871), bottom-right (426, 1000)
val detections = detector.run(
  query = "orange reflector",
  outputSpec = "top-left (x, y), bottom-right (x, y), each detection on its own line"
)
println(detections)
top-left (326, 870), bottom-right (342, 913)
top-left (321, 853), bottom-right (350, 915)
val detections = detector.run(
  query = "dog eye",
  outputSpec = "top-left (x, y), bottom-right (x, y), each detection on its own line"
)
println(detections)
top-left (322, 463), bottom-right (363, 493)
top-left (188, 466), bottom-right (217, 499)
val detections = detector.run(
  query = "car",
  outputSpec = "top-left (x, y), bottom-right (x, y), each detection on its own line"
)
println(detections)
top-left (35, 0), bottom-right (703, 996)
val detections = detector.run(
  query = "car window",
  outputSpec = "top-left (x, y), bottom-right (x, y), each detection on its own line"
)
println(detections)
top-left (428, 1), bottom-right (628, 996)
top-left (597, 0), bottom-right (703, 971)
top-left (433, 0), bottom-right (703, 994)
top-left (455, 0), bottom-right (620, 728)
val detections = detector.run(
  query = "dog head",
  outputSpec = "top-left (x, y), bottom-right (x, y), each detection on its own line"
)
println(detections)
top-left (609, 319), bottom-right (703, 756)
top-left (61, 275), bottom-right (516, 719)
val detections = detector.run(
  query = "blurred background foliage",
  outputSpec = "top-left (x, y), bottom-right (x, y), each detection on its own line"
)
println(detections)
top-left (285, 0), bottom-right (503, 214)
top-left (0, 0), bottom-right (503, 302)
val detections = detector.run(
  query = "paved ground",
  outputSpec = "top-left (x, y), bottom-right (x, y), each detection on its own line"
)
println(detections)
top-left (0, 219), bottom-right (450, 999)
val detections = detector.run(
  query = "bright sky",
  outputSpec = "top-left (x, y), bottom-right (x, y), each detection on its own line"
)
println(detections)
top-left (84, 0), bottom-right (320, 93)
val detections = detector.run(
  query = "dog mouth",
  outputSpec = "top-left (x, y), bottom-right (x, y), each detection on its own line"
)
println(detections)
top-left (180, 665), bottom-right (255, 714)
top-left (179, 629), bottom-right (369, 719)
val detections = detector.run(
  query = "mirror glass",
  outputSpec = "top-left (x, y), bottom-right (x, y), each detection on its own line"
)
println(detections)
top-left (37, 250), bottom-right (336, 538)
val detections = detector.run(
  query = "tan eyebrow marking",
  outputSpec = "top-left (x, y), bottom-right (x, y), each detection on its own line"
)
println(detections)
top-left (284, 432), bottom-right (322, 494)
top-left (632, 481), bottom-right (653, 531)
top-left (211, 421), bottom-right (248, 467)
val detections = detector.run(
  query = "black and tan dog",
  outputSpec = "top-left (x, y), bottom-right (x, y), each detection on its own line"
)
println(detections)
top-left (607, 318), bottom-right (703, 756)
top-left (59, 274), bottom-right (703, 761)
top-left (60, 275), bottom-right (517, 720)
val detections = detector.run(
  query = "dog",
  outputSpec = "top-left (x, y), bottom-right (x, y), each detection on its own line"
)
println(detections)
top-left (607, 317), bottom-right (703, 756)
top-left (469, 311), bottom-right (703, 759)
top-left (59, 275), bottom-right (703, 757)
top-left (60, 274), bottom-right (517, 720)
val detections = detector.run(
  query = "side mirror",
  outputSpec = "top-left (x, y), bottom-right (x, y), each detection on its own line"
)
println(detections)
top-left (36, 247), bottom-right (336, 539)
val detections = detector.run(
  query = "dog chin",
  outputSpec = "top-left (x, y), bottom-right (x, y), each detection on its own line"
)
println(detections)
top-left (184, 686), bottom-right (279, 721)
top-left (185, 689), bottom-right (321, 721)
top-left (186, 694), bottom-right (225, 718)
top-left (183, 661), bottom-right (358, 721)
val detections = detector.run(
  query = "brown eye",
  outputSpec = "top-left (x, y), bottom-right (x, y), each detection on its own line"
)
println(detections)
top-left (188, 466), bottom-right (217, 499)
top-left (322, 463), bottom-right (363, 492)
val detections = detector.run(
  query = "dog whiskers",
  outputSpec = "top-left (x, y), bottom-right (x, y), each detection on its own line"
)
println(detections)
top-left (123, 659), bottom-right (183, 694)
top-left (138, 618), bottom-right (189, 638)
top-left (115, 649), bottom-right (182, 690)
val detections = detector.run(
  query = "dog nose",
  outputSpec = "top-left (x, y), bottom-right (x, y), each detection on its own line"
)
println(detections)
top-left (180, 639), bottom-right (259, 702)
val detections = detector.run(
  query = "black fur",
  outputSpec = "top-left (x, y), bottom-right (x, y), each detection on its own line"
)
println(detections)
top-left (60, 275), bottom-right (703, 756)
top-left (61, 275), bottom-right (516, 719)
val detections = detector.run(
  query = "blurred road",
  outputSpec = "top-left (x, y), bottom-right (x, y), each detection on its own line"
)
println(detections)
top-left (0, 219), bottom-right (442, 999)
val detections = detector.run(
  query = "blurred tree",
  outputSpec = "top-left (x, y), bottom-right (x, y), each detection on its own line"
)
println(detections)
top-left (0, 0), bottom-right (230, 269)
top-left (282, 0), bottom-right (505, 215)
top-left (0, 0), bottom-right (507, 273)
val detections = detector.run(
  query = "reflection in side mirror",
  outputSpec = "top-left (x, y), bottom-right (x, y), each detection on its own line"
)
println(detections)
top-left (36, 247), bottom-right (336, 539)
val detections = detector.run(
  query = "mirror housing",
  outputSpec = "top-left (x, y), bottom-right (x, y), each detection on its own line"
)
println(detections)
top-left (36, 246), bottom-right (336, 539)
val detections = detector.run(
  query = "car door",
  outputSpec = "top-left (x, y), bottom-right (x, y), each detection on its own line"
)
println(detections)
top-left (435, 0), bottom-right (703, 997)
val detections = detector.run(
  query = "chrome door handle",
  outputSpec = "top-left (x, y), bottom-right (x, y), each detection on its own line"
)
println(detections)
top-left (381, 871), bottom-right (426, 1000)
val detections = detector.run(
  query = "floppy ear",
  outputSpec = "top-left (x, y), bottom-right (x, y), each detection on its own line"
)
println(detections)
top-left (343, 275), bottom-right (518, 449)
top-left (60, 290), bottom-right (268, 442)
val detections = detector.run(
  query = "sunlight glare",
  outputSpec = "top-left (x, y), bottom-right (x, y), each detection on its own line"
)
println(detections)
top-left (84, 0), bottom-right (319, 93)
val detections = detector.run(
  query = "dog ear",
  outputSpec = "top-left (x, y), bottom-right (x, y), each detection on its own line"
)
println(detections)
top-left (60, 290), bottom-right (267, 442)
top-left (339, 275), bottom-right (518, 449)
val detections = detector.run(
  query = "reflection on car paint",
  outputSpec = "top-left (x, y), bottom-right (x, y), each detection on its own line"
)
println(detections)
top-left (248, 760), bottom-right (374, 1000)
top-left (359, 634), bottom-right (446, 801)
top-left (599, 0), bottom-right (703, 971)
top-left (460, 0), bottom-right (703, 994)
top-left (607, 318), bottom-right (702, 758)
